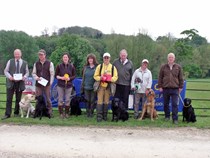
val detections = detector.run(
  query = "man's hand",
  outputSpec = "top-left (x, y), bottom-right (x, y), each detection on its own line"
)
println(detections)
top-left (22, 76), bottom-right (26, 81)
top-left (9, 76), bottom-right (14, 81)
top-left (36, 77), bottom-right (41, 81)
top-left (159, 88), bottom-right (163, 92)
top-left (131, 87), bottom-right (136, 91)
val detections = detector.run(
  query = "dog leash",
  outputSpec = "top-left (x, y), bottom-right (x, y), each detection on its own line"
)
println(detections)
top-left (20, 101), bottom-right (25, 105)
top-left (69, 92), bottom-right (85, 99)
top-left (179, 94), bottom-right (190, 108)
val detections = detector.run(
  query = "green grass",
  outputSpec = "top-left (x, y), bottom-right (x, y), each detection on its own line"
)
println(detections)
top-left (0, 110), bottom-right (209, 129)
top-left (0, 76), bottom-right (210, 129)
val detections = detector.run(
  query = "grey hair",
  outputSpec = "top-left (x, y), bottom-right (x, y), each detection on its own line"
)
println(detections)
top-left (168, 52), bottom-right (175, 58)
top-left (14, 49), bottom-right (22, 54)
top-left (120, 49), bottom-right (128, 56)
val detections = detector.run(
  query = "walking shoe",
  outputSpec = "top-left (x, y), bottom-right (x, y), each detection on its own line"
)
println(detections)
top-left (173, 120), bottom-right (178, 125)
top-left (165, 117), bottom-right (170, 121)
top-left (1, 115), bottom-right (10, 120)
top-left (14, 114), bottom-right (19, 117)
top-left (60, 114), bottom-right (65, 119)
top-left (134, 115), bottom-right (139, 119)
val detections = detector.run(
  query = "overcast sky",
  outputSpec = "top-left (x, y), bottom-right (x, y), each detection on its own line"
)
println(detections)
top-left (0, 0), bottom-right (209, 41)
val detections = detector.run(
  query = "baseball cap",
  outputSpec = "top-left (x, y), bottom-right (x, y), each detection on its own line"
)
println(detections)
top-left (142, 59), bottom-right (149, 64)
top-left (38, 49), bottom-right (46, 55)
top-left (103, 52), bottom-right (111, 58)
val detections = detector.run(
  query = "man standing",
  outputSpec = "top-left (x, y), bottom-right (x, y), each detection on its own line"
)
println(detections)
top-left (2, 49), bottom-right (29, 120)
top-left (131, 59), bottom-right (152, 119)
top-left (32, 49), bottom-right (55, 117)
top-left (113, 49), bottom-right (133, 109)
top-left (158, 52), bottom-right (184, 124)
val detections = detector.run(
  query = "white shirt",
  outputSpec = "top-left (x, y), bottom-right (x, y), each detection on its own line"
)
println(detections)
top-left (131, 67), bottom-right (152, 93)
top-left (4, 58), bottom-right (29, 79)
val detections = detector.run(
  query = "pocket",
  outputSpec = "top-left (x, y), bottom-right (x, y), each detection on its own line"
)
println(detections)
top-left (93, 81), bottom-right (100, 92)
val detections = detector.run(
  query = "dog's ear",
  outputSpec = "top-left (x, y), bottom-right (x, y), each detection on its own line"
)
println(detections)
top-left (152, 91), bottom-right (155, 97)
top-left (25, 95), bottom-right (29, 100)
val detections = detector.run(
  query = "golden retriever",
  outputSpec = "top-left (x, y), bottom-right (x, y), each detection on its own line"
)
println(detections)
top-left (19, 94), bottom-right (35, 118)
top-left (139, 89), bottom-right (158, 121)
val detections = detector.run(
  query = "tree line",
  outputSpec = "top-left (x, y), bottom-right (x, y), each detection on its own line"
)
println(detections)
top-left (0, 27), bottom-right (209, 79)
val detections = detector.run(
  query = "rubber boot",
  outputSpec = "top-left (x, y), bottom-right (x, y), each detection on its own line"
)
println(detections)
top-left (86, 102), bottom-right (90, 117)
top-left (90, 103), bottom-right (95, 118)
top-left (103, 104), bottom-right (109, 121)
top-left (65, 106), bottom-right (70, 118)
top-left (58, 105), bottom-right (64, 119)
top-left (96, 104), bottom-right (103, 122)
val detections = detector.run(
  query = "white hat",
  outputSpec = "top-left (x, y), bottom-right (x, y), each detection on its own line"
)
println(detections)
top-left (103, 52), bottom-right (111, 58)
top-left (142, 59), bottom-right (149, 63)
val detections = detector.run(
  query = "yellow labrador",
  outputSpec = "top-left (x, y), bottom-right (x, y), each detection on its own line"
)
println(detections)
top-left (19, 94), bottom-right (35, 118)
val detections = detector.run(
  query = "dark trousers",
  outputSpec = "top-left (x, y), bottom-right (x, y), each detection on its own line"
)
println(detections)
top-left (114, 84), bottom-right (130, 109)
top-left (84, 89), bottom-right (96, 108)
top-left (163, 88), bottom-right (179, 121)
top-left (5, 82), bottom-right (23, 116)
top-left (36, 85), bottom-right (52, 115)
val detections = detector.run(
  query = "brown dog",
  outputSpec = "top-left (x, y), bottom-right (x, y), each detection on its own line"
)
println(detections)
top-left (139, 89), bottom-right (158, 121)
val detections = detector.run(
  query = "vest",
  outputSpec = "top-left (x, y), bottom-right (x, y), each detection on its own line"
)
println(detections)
top-left (6, 59), bottom-right (27, 90)
top-left (57, 63), bottom-right (74, 88)
top-left (35, 60), bottom-right (51, 87)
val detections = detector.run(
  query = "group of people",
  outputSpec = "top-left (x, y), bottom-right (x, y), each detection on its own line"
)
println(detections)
top-left (1, 48), bottom-right (184, 124)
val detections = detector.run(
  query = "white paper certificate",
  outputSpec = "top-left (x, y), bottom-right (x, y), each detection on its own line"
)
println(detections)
top-left (38, 77), bottom-right (48, 87)
top-left (13, 73), bottom-right (22, 81)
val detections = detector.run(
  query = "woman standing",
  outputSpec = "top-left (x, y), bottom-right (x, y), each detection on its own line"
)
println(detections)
top-left (81, 53), bottom-right (98, 117)
top-left (94, 52), bottom-right (118, 122)
top-left (55, 53), bottom-right (76, 119)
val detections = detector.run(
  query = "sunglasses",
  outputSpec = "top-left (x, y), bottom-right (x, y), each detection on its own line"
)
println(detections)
top-left (103, 56), bottom-right (110, 59)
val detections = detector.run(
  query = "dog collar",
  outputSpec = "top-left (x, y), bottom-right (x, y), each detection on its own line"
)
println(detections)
top-left (183, 104), bottom-right (191, 108)
top-left (20, 101), bottom-right (25, 105)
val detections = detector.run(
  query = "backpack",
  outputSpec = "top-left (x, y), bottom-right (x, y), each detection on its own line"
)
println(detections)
top-left (99, 63), bottom-right (114, 76)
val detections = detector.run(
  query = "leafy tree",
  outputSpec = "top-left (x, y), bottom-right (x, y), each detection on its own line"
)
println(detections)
top-left (183, 64), bottom-right (202, 78)
top-left (0, 30), bottom-right (38, 74)
top-left (50, 34), bottom-right (97, 76)
top-left (174, 29), bottom-right (209, 78)
top-left (34, 35), bottom-right (60, 57)
top-left (191, 34), bottom-right (208, 46)
top-left (192, 45), bottom-right (210, 77)
top-left (102, 34), bottom-right (133, 62)
top-left (181, 29), bottom-right (208, 46)
top-left (57, 26), bottom-right (103, 38)
top-left (180, 29), bottom-right (198, 40)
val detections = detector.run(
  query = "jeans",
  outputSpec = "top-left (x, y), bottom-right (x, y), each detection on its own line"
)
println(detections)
top-left (163, 88), bottom-right (179, 121)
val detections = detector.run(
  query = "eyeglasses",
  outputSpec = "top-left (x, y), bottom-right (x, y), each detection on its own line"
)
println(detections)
top-left (103, 57), bottom-right (110, 59)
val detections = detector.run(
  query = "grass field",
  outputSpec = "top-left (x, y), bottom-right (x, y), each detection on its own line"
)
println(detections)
top-left (0, 76), bottom-right (210, 128)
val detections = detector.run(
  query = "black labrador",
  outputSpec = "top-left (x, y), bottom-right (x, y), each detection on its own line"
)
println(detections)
top-left (34, 95), bottom-right (51, 120)
top-left (183, 98), bottom-right (196, 123)
top-left (111, 98), bottom-right (129, 122)
top-left (70, 95), bottom-right (87, 116)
